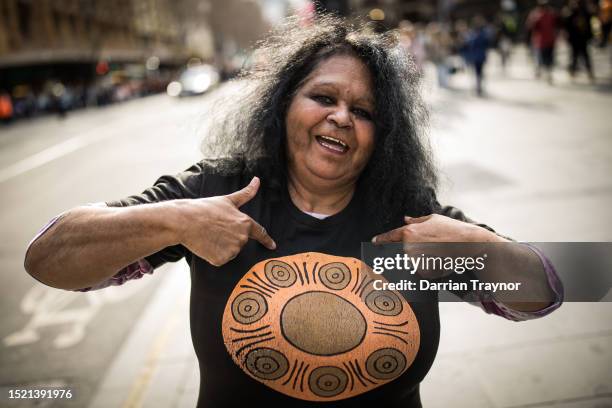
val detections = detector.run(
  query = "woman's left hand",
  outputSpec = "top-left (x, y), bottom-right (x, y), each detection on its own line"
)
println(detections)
top-left (372, 214), bottom-right (505, 244)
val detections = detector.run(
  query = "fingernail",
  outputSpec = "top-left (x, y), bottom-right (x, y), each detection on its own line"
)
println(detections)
top-left (271, 241), bottom-right (277, 250)
top-left (371, 236), bottom-right (377, 243)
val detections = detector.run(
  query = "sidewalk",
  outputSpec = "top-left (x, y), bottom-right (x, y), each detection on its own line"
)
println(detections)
top-left (88, 45), bottom-right (612, 408)
top-left (88, 263), bottom-right (198, 408)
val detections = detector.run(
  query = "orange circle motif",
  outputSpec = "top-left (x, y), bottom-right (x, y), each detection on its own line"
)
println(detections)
top-left (222, 252), bottom-right (420, 401)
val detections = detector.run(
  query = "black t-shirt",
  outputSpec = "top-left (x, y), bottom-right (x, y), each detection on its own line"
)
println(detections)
top-left (107, 161), bottom-right (450, 408)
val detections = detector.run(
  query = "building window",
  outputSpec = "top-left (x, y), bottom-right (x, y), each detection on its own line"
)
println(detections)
top-left (17, 1), bottom-right (31, 40)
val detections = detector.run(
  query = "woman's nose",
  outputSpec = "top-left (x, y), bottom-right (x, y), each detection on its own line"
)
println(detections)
top-left (327, 105), bottom-right (352, 128)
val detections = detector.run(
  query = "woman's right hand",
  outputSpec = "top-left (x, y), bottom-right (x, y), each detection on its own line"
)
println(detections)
top-left (175, 177), bottom-right (276, 266)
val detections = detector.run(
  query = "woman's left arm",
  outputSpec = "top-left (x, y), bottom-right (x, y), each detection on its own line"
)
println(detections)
top-left (372, 211), bottom-right (563, 315)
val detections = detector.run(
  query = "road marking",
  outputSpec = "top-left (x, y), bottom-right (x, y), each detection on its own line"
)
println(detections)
top-left (0, 129), bottom-right (113, 183)
top-left (0, 86), bottom-right (231, 184)
top-left (122, 296), bottom-right (184, 408)
top-left (4, 279), bottom-right (149, 349)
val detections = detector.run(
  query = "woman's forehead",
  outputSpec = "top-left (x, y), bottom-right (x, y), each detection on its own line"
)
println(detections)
top-left (301, 55), bottom-right (374, 104)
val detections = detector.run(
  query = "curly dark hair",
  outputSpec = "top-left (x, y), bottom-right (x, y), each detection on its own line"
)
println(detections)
top-left (202, 14), bottom-right (438, 225)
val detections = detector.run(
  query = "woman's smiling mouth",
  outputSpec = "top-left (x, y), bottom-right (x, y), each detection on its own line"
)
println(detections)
top-left (315, 135), bottom-right (349, 154)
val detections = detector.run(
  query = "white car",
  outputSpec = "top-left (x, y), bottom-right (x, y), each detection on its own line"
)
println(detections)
top-left (167, 65), bottom-right (220, 97)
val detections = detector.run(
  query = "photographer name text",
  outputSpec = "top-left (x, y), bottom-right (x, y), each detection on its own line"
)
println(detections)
top-left (373, 279), bottom-right (522, 292)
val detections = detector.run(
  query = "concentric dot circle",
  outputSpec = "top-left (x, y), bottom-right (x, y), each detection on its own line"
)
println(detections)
top-left (231, 291), bottom-right (268, 325)
top-left (365, 348), bottom-right (407, 380)
top-left (264, 260), bottom-right (297, 288)
top-left (245, 348), bottom-right (289, 380)
top-left (308, 366), bottom-right (348, 398)
top-left (365, 290), bottom-right (403, 316)
top-left (318, 262), bottom-right (351, 290)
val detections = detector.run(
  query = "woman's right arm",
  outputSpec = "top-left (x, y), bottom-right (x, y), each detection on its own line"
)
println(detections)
top-left (24, 201), bottom-right (184, 291)
top-left (24, 177), bottom-right (275, 291)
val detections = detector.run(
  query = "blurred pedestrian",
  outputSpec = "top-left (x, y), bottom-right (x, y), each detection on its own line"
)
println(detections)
top-left (36, 91), bottom-right (51, 113)
top-left (562, 0), bottom-right (596, 81)
top-left (493, 14), bottom-right (516, 74)
top-left (452, 19), bottom-right (471, 70)
top-left (463, 16), bottom-right (492, 96)
top-left (51, 82), bottom-right (68, 118)
top-left (399, 20), bottom-right (426, 73)
top-left (600, 0), bottom-right (612, 47)
top-left (425, 23), bottom-right (453, 89)
top-left (527, 0), bottom-right (560, 84)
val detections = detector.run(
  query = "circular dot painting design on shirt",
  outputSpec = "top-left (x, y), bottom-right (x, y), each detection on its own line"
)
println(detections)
top-left (222, 252), bottom-right (420, 401)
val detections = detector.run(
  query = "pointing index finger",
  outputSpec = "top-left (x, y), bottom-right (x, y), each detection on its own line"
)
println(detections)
top-left (249, 219), bottom-right (276, 250)
top-left (372, 226), bottom-right (404, 244)
top-left (404, 215), bottom-right (432, 224)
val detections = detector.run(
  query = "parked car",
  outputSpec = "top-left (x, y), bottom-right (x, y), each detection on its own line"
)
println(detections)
top-left (166, 64), bottom-right (220, 97)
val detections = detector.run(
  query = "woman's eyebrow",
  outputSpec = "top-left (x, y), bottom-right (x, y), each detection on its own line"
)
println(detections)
top-left (308, 81), bottom-right (374, 107)
top-left (307, 81), bottom-right (338, 91)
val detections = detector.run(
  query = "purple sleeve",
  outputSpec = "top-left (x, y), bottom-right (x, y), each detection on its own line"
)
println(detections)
top-left (474, 243), bottom-right (564, 321)
top-left (27, 214), bottom-right (64, 249)
top-left (25, 203), bottom-right (156, 292)
top-left (72, 258), bottom-right (154, 292)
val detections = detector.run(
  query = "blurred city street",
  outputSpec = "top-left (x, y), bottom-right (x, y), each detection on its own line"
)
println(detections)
top-left (1, 41), bottom-right (612, 408)
top-left (423, 44), bottom-right (612, 408)
top-left (0, 89), bottom-right (207, 407)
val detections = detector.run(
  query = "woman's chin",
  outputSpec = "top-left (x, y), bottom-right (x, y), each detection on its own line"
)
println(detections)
top-left (309, 168), bottom-right (351, 184)
top-left (291, 157), bottom-right (354, 186)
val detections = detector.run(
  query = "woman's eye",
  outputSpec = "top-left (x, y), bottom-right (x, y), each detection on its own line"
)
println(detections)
top-left (353, 108), bottom-right (373, 120)
top-left (312, 95), bottom-right (334, 105)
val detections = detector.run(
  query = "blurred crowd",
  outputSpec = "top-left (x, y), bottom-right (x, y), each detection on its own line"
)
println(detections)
top-left (526, 0), bottom-right (609, 83)
top-left (397, 0), bottom-right (611, 96)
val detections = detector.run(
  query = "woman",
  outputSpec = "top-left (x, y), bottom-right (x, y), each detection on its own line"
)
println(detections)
top-left (24, 16), bottom-right (562, 407)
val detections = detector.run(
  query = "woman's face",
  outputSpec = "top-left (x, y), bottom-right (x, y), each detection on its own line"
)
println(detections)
top-left (285, 54), bottom-right (376, 192)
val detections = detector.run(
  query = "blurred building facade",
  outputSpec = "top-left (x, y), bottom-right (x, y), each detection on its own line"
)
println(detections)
top-left (0, 0), bottom-right (225, 120)
top-left (0, 0), bottom-right (271, 103)
top-left (0, 0), bottom-right (191, 67)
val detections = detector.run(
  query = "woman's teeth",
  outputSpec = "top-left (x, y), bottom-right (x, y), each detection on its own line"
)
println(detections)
top-left (316, 135), bottom-right (348, 153)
